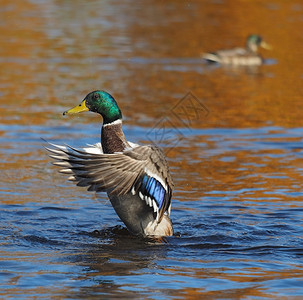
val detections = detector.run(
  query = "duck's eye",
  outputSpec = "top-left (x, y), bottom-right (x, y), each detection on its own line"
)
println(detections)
top-left (93, 94), bottom-right (99, 100)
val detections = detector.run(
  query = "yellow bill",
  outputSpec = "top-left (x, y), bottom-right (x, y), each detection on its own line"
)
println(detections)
top-left (260, 41), bottom-right (272, 50)
top-left (63, 100), bottom-right (89, 115)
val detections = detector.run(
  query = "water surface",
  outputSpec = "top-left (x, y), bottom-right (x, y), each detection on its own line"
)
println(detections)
top-left (1, 1), bottom-right (303, 298)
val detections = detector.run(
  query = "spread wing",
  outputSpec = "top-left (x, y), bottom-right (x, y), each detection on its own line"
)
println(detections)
top-left (46, 142), bottom-right (173, 222)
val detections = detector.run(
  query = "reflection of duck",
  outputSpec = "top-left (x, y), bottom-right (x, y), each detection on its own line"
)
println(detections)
top-left (202, 34), bottom-right (271, 66)
top-left (47, 91), bottom-right (173, 238)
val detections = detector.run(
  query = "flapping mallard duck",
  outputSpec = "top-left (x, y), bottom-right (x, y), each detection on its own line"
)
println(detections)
top-left (202, 34), bottom-right (271, 66)
top-left (46, 91), bottom-right (173, 237)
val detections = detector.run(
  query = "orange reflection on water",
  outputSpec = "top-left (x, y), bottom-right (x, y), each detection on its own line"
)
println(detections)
top-left (1, 0), bottom-right (303, 299)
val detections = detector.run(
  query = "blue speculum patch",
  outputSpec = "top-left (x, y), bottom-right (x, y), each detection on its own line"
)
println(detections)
top-left (141, 174), bottom-right (165, 209)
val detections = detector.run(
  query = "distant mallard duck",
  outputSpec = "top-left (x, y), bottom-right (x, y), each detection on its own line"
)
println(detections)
top-left (202, 34), bottom-right (271, 66)
top-left (46, 91), bottom-right (173, 237)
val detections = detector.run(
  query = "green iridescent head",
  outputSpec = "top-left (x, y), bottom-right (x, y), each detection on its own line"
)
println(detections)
top-left (246, 34), bottom-right (271, 52)
top-left (63, 90), bottom-right (122, 124)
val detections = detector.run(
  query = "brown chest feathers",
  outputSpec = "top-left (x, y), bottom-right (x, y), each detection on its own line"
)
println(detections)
top-left (101, 120), bottom-right (130, 154)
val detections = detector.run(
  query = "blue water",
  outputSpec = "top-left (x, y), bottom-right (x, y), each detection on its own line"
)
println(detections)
top-left (1, 0), bottom-right (303, 298)
top-left (1, 123), bottom-right (303, 298)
